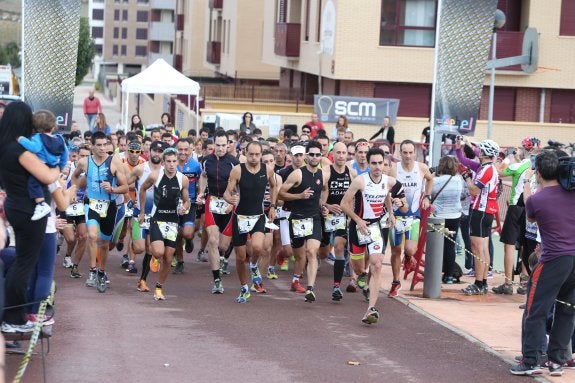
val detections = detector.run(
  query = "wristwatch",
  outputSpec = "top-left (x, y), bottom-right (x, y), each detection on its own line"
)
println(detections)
top-left (425, 195), bottom-right (432, 201)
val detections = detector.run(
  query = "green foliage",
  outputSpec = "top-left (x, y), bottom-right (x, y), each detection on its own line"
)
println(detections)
top-left (76, 17), bottom-right (96, 86)
top-left (0, 42), bottom-right (21, 67)
top-left (94, 81), bottom-right (101, 91)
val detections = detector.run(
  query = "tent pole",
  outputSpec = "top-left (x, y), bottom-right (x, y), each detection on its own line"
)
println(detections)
top-left (195, 96), bottom-right (199, 134)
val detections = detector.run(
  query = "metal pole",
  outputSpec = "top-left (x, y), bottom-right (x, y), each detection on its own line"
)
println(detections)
top-left (487, 30), bottom-right (497, 139)
top-left (423, 217), bottom-right (445, 299)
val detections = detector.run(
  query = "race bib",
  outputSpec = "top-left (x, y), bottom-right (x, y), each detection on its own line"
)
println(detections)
top-left (140, 214), bottom-right (151, 230)
top-left (357, 222), bottom-right (382, 245)
top-left (125, 206), bottom-right (134, 218)
top-left (89, 199), bottom-right (110, 218)
top-left (66, 202), bottom-right (84, 217)
top-left (379, 212), bottom-right (390, 229)
top-left (237, 214), bottom-right (261, 234)
top-left (394, 216), bottom-right (414, 234)
top-left (324, 213), bottom-right (346, 232)
top-left (292, 218), bottom-right (313, 238)
top-left (158, 221), bottom-right (178, 242)
top-left (209, 196), bottom-right (228, 214)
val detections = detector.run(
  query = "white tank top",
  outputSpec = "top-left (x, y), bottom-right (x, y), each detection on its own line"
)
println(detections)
top-left (359, 172), bottom-right (389, 220)
top-left (396, 162), bottom-right (424, 217)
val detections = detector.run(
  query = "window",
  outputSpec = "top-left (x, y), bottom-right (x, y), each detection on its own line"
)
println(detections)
top-left (113, 45), bottom-right (118, 56)
top-left (95, 44), bottom-right (103, 55)
top-left (122, 27), bottom-right (127, 39)
top-left (114, 9), bottom-right (120, 20)
top-left (137, 10), bottom-right (148, 22)
top-left (91, 26), bottom-right (103, 38)
top-left (137, 0), bottom-right (149, 3)
top-left (92, 9), bottom-right (104, 20)
top-left (316, 0), bottom-right (322, 42)
top-left (560, 0), bottom-right (575, 36)
top-left (380, 0), bottom-right (437, 47)
top-left (136, 28), bottom-right (148, 39)
top-left (278, 0), bottom-right (287, 23)
top-left (113, 27), bottom-right (119, 38)
top-left (121, 45), bottom-right (127, 56)
top-left (135, 46), bottom-right (147, 56)
top-left (122, 10), bottom-right (128, 21)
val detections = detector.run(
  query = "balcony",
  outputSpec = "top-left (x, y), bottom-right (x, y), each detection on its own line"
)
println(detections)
top-left (149, 21), bottom-right (175, 42)
top-left (150, 52), bottom-right (174, 65)
top-left (274, 23), bottom-right (300, 57)
top-left (493, 31), bottom-right (523, 71)
top-left (209, 0), bottom-right (223, 9)
top-left (206, 41), bottom-right (221, 65)
top-left (150, 0), bottom-right (176, 9)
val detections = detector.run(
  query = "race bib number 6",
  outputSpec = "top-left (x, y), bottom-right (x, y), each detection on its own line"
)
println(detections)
top-left (66, 202), bottom-right (84, 217)
top-left (292, 218), bottom-right (313, 238)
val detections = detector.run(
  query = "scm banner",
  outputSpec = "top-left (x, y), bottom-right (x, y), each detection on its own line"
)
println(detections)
top-left (314, 95), bottom-right (399, 126)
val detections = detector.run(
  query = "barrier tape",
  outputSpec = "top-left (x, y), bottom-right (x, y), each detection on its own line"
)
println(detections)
top-left (11, 281), bottom-right (55, 383)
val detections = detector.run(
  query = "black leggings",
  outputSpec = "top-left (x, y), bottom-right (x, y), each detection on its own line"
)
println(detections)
top-left (3, 208), bottom-right (47, 324)
top-left (442, 218), bottom-right (460, 278)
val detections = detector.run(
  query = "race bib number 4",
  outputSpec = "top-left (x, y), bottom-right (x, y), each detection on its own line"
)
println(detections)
top-left (237, 214), bottom-right (261, 234)
top-left (324, 213), bottom-right (346, 232)
top-left (89, 199), bottom-right (110, 218)
top-left (66, 202), bottom-right (84, 217)
top-left (357, 222), bottom-right (382, 245)
top-left (158, 221), bottom-right (178, 242)
top-left (209, 196), bottom-right (228, 214)
top-left (292, 218), bottom-right (313, 238)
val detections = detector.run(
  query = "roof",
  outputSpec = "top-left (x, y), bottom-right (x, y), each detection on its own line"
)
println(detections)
top-left (120, 59), bottom-right (200, 96)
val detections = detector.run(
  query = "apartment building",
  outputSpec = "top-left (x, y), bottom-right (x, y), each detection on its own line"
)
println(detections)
top-left (176, 0), bottom-right (279, 83)
top-left (261, 0), bottom-right (575, 124)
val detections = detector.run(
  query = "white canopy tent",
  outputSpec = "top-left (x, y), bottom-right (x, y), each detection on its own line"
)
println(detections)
top-left (120, 58), bottom-right (200, 132)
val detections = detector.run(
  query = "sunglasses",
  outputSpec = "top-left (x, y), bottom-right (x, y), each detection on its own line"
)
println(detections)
top-left (307, 152), bottom-right (322, 157)
top-left (383, 151), bottom-right (390, 155)
top-left (128, 149), bottom-right (141, 154)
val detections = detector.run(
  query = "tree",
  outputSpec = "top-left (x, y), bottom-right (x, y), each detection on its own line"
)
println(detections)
top-left (76, 17), bottom-right (95, 86)
top-left (0, 42), bottom-right (21, 67)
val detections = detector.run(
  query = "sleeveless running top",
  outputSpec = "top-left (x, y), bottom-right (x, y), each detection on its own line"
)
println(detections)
top-left (352, 161), bottom-right (369, 175)
top-left (354, 172), bottom-right (389, 220)
top-left (123, 157), bottom-right (145, 201)
top-left (236, 163), bottom-right (267, 215)
top-left (288, 167), bottom-right (323, 219)
top-left (86, 155), bottom-right (116, 201)
top-left (203, 153), bottom-right (239, 197)
top-left (326, 165), bottom-right (351, 205)
top-left (151, 171), bottom-right (183, 223)
top-left (395, 162), bottom-right (424, 217)
top-left (278, 165), bottom-right (297, 212)
top-left (135, 162), bottom-right (155, 213)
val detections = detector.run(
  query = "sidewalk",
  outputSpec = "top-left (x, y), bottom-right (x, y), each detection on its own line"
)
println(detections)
top-left (73, 78), bottom-right (122, 133)
top-left (381, 261), bottom-right (566, 382)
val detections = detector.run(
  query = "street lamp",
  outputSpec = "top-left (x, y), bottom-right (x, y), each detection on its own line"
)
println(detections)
top-left (487, 9), bottom-right (506, 139)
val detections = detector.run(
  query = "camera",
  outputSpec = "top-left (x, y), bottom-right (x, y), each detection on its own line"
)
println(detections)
top-left (557, 156), bottom-right (575, 191)
top-left (456, 135), bottom-right (464, 142)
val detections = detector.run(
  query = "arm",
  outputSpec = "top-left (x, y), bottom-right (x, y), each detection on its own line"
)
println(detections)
top-left (455, 147), bottom-right (480, 172)
top-left (369, 128), bottom-right (384, 141)
top-left (420, 163), bottom-right (434, 209)
top-left (180, 177), bottom-right (190, 214)
top-left (138, 173), bottom-right (157, 222)
top-left (71, 157), bottom-right (87, 187)
top-left (278, 170), bottom-right (306, 201)
top-left (267, 167), bottom-right (278, 222)
top-left (58, 135), bottom-right (69, 170)
top-left (388, 126), bottom-right (395, 145)
top-left (49, 181), bottom-right (76, 211)
top-left (340, 176), bottom-right (369, 235)
top-left (107, 155), bottom-right (129, 195)
top-left (126, 163), bottom-right (143, 185)
top-left (19, 151), bottom-right (60, 184)
top-left (223, 165), bottom-right (240, 206)
top-left (18, 135), bottom-right (42, 154)
top-left (197, 169), bottom-right (207, 204)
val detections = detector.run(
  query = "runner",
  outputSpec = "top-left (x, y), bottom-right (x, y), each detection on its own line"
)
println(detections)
top-left (389, 139), bottom-right (433, 297)
top-left (71, 131), bottom-right (128, 293)
top-left (278, 140), bottom-right (329, 302)
top-left (197, 129), bottom-right (240, 294)
top-left (341, 147), bottom-right (397, 324)
top-left (224, 141), bottom-right (278, 303)
top-left (260, 149), bottom-right (283, 279)
top-left (137, 147), bottom-right (189, 300)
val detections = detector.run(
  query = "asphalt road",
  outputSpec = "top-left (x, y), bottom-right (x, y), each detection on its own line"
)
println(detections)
top-left (5, 239), bottom-right (520, 383)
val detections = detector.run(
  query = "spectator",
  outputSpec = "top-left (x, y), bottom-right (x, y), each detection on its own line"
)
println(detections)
top-left (0, 101), bottom-right (61, 333)
top-left (83, 89), bottom-right (102, 131)
top-left (369, 116), bottom-right (395, 150)
top-left (239, 112), bottom-right (256, 135)
top-left (335, 115), bottom-right (348, 130)
top-left (304, 113), bottom-right (324, 138)
top-left (131, 114), bottom-right (144, 133)
top-left (93, 112), bottom-right (111, 135)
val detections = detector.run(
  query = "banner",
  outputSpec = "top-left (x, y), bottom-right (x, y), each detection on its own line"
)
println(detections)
top-left (431, 0), bottom-right (498, 136)
top-left (22, 0), bottom-right (81, 132)
top-left (314, 95), bottom-right (399, 126)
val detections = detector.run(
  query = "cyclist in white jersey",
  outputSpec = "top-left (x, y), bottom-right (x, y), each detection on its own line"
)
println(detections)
top-left (389, 140), bottom-right (433, 297)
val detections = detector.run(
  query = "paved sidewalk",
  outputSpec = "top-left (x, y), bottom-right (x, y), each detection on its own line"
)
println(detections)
top-left (73, 78), bottom-right (122, 133)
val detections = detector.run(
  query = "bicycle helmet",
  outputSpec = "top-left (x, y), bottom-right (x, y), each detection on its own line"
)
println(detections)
top-left (521, 137), bottom-right (540, 151)
top-left (479, 139), bottom-right (500, 157)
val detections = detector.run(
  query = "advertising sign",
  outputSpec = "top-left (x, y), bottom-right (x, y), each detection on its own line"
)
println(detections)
top-left (314, 95), bottom-right (399, 126)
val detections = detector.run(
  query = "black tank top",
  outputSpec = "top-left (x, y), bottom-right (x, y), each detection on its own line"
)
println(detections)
top-left (289, 167), bottom-right (323, 219)
top-left (236, 163), bottom-right (267, 215)
top-left (152, 173), bottom-right (182, 223)
top-left (326, 165), bottom-right (351, 205)
top-left (278, 165), bottom-right (296, 212)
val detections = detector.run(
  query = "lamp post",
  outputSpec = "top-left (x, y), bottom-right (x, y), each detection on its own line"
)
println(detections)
top-left (487, 9), bottom-right (506, 139)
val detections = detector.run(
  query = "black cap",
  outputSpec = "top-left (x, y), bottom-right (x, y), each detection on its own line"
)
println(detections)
top-left (150, 140), bottom-right (168, 152)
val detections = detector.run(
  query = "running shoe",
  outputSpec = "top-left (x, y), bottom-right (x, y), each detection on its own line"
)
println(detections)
top-left (185, 239), bottom-right (194, 254)
top-left (548, 362), bottom-right (564, 377)
top-left (221, 259), bottom-right (230, 275)
top-left (121, 254), bottom-right (129, 269)
top-left (509, 362), bottom-right (543, 376)
top-left (70, 265), bottom-right (82, 278)
top-left (137, 279), bottom-right (150, 292)
top-left (332, 286), bottom-right (343, 301)
top-left (563, 359), bottom-right (575, 369)
top-left (326, 252), bottom-right (336, 266)
top-left (212, 279), bottom-right (224, 294)
top-left (356, 273), bottom-right (368, 290)
top-left (280, 259), bottom-right (289, 271)
top-left (267, 268), bottom-right (279, 279)
top-left (487, 271), bottom-right (493, 278)
top-left (96, 272), bottom-right (108, 293)
top-left (85, 270), bottom-right (97, 287)
top-left (149, 256), bottom-right (161, 273)
top-left (492, 283), bottom-right (513, 295)
top-left (116, 242), bottom-right (124, 252)
top-left (361, 307), bottom-right (380, 325)
top-left (290, 280), bottom-right (305, 293)
top-left (461, 284), bottom-right (483, 296)
top-left (346, 279), bottom-right (358, 293)
top-left (251, 267), bottom-right (263, 284)
top-left (388, 281), bottom-right (401, 298)
top-left (127, 262), bottom-right (138, 274)
top-left (304, 289), bottom-right (316, 302)
top-left (197, 250), bottom-right (208, 262)
top-left (1, 321), bottom-right (35, 333)
top-left (62, 256), bottom-right (73, 268)
top-left (172, 261), bottom-right (184, 274)
top-left (171, 257), bottom-right (178, 268)
top-left (251, 282), bottom-right (267, 294)
top-left (154, 287), bottom-right (165, 301)
top-left (236, 287), bottom-right (251, 303)
top-left (463, 268), bottom-right (475, 277)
